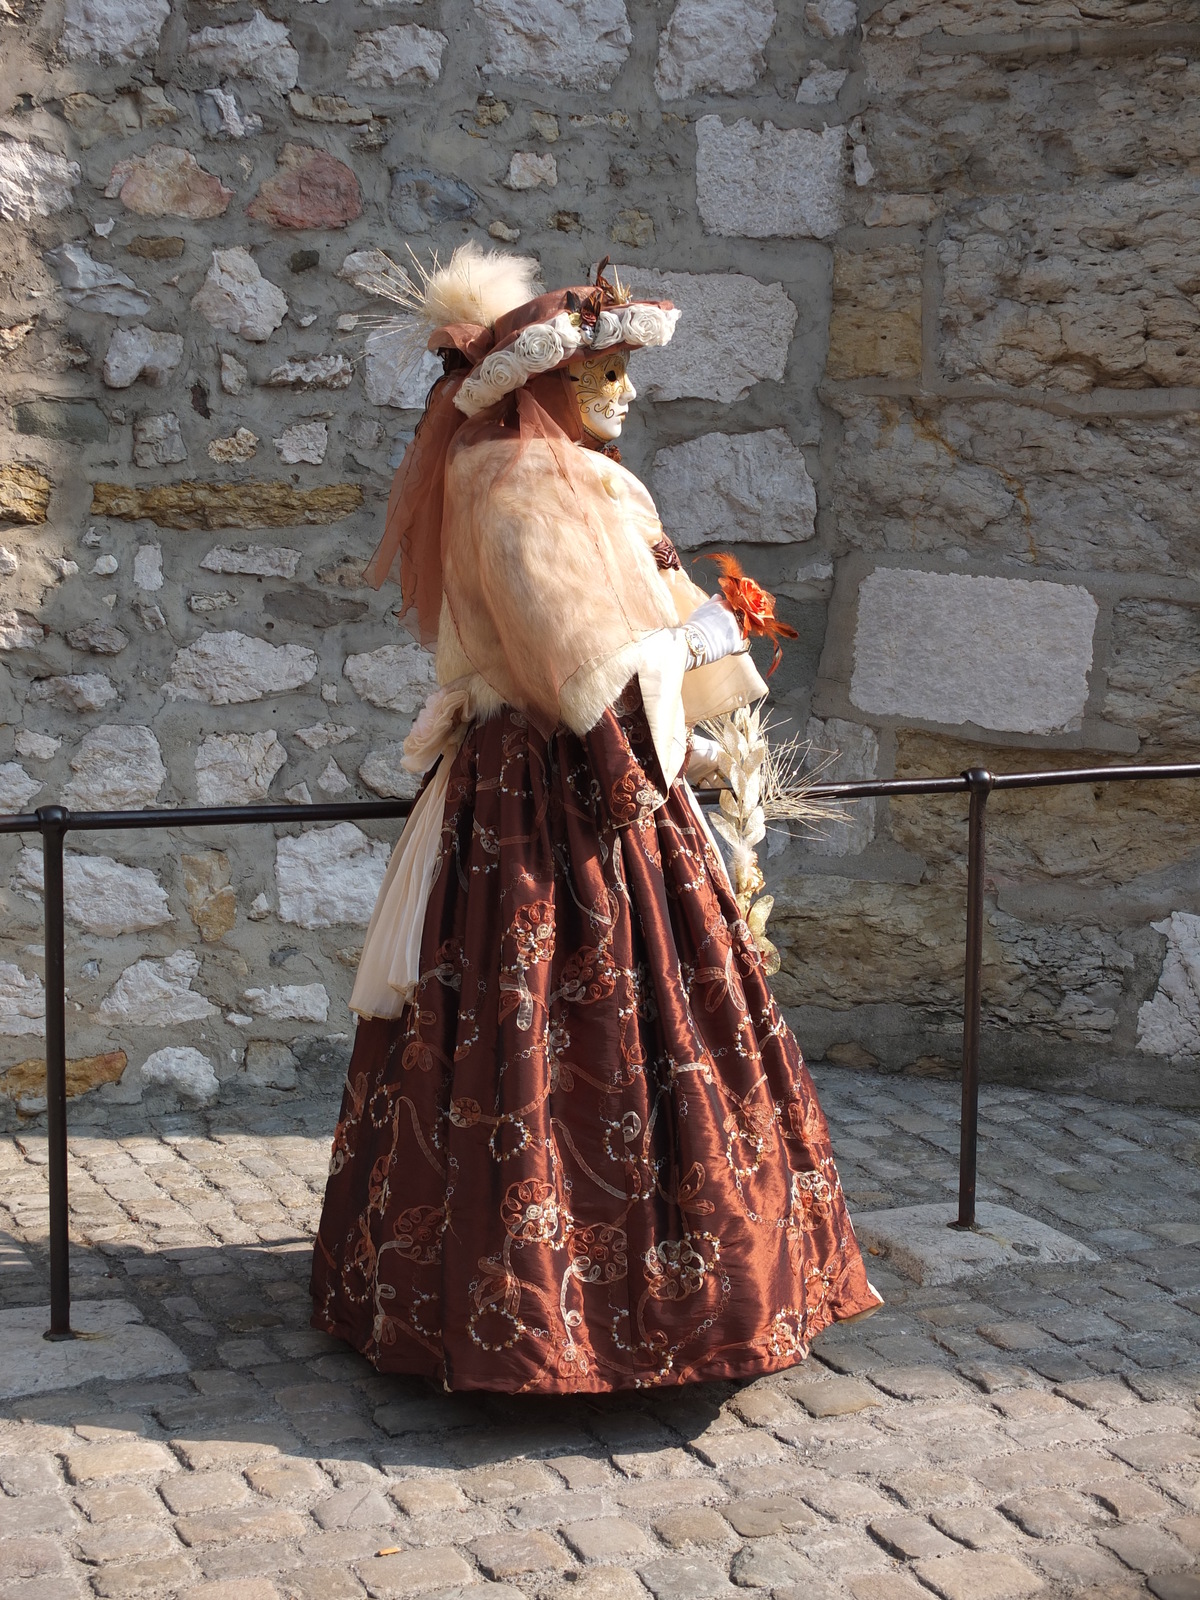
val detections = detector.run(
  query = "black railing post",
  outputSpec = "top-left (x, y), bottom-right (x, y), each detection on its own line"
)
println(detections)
top-left (953, 768), bottom-right (993, 1232)
top-left (37, 804), bottom-right (74, 1340)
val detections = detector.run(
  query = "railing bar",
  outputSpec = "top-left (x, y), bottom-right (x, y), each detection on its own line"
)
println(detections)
top-left (991, 764), bottom-right (1200, 789)
top-left (955, 771), bottom-right (993, 1232)
top-left (0, 763), bottom-right (1197, 838)
top-left (64, 801), bottom-right (417, 832)
top-left (39, 807), bottom-right (72, 1341)
top-left (800, 778), bottom-right (971, 801)
top-left (0, 815), bottom-right (41, 834)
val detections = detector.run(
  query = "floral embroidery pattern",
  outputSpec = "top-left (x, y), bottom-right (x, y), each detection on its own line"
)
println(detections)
top-left (312, 694), bottom-right (879, 1392)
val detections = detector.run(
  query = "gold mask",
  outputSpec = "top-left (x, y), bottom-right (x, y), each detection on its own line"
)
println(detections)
top-left (568, 350), bottom-right (636, 442)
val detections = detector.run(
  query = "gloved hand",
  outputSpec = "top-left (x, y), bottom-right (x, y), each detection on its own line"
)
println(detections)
top-left (681, 596), bottom-right (746, 670)
top-left (686, 733), bottom-right (724, 787)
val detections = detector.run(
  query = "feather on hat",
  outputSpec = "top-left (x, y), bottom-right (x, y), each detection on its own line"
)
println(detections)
top-left (352, 242), bottom-right (678, 417)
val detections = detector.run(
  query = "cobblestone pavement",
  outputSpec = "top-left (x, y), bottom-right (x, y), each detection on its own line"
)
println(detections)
top-left (2, 1062), bottom-right (1199, 1600)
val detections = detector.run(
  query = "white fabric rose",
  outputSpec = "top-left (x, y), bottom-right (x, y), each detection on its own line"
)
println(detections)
top-left (513, 323), bottom-right (565, 372)
top-left (473, 347), bottom-right (527, 395)
top-left (548, 310), bottom-right (584, 356)
top-left (623, 304), bottom-right (678, 347)
top-left (590, 310), bottom-right (624, 349)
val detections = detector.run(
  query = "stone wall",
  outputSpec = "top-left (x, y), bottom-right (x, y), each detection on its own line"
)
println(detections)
top-left (1, 0), bottom-right (1199, 1124)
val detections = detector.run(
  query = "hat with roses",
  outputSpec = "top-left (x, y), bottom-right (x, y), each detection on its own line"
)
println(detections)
top-left (354, 242), bottom-right (679, 418)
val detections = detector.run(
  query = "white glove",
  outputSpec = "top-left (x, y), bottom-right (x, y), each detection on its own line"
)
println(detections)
top-left (681, 596), bottom-right (746, 670)
top-left (686, 733), bottom-right (724, 787)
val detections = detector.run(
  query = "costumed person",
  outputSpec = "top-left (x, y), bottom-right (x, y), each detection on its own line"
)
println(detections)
top-left (311, 245), bottom-right (882, 1392)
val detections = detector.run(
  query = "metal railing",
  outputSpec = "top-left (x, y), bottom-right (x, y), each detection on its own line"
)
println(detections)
top-left (5, 757), bottom-right (1200, 1341)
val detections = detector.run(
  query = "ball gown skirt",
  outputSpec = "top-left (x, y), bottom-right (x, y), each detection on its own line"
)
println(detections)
top-left (311, 684), bottom-right (880, 1393)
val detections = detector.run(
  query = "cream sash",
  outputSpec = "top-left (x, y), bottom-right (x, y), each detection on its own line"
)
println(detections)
top-left (349, 686), bottom-right (472, 1021)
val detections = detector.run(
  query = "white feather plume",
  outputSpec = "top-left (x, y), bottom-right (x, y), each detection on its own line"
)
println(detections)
top-left (345, 242), bottom-right (543, 388)
top-left (422, 242), bottom-right (543, 330)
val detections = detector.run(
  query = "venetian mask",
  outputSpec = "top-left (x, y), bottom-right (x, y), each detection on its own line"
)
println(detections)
top-left (568, 350), bottom-right (636, 441)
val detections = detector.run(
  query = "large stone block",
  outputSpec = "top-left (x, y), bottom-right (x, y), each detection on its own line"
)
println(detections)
top-left (66, 621), bottom-right (129, 656)
top-left (45, 243), bottom-right (152, 317)
top-left (132, 413), bottom-right (186, 468)
top-left (1103, 600), bottom-right (1200, 747)
top-left (187, 10), bottom-right (300, 95)
top-left (0, 466), bottom-right (51, 526)
top-left (695, 117), bottom-right (844, 240)
top-left (807, 0), bottom-right (857, 35)
top-left (939, 179), bottom-right (1200, 392)
top-left (0, 964), bottom-right (45, 1037)
top-left (1138, 911), bottom-right (1200, 1059)
top-left (242, 983), bottom-right (329, 1022)
top-left (105, 146), bottom-right (232, 220)
top-left (99, 952), bottom-right (216, 1027)
top-left (365, 339), bottom-right (442, 408)
top-left (101, 326), bottom-right (183, 388)
top-left (0, 139), bottom-right (80, 222)
top-left (15, 850), bottom-right (171, 937)
top-left (773, 875), bottom-right (1037, 1024)
top-left (192, 248), bottom-right (288, 342)
top-left (827, 246), bottom-right (922, 380)
top-left (892, 730), bottom-right (1200, 886)
top-left (27, 674), bottom-right (118, 712)
top-left (248, 145), bottom-right (361, 230)
top-left (201, 545), bottom-right (301, 578)
top-left (773, 875), bottom-right (969, 1010)
top-left (275, 421), bottom-right (328, 465)
top-left (772, 872), bottom-right (1132, 1037)
top-left (13, 400), bottom-right (108, 443)
top-left (347, 26), bottom-right (447, 87)
top-left (0, 763), bottom-right (41, 812)
top-left (0, 612), bottom-right (45, 650)
top-left (181, 851), bottom-right (236, 943)
top-left (652, 429), bottom-right (816, 547)
top-left (168, 633), bottom-right (317, 706)
top-left (830, 397), bottom-right (1200, 579)
top-left (386, 171), bottom-right (479, 235)
top-left (850, 568), bottom-right (1097, 735)
top-left (864, 47), bottom-right (1200, 196)
top-left (61, 0), bottom-right (170, 61)
top-left (617, 267), bottom-right (797, 403)
top-left (654, 0), bottom-right (775, 99)
top-left (343, 643), bottom-right (435, 713)
top-left (195, 730), bottom-right (288, 803)
top-left (63, 725), bottom-right (165, 811)
top-left (136, 1046), bottom-right (218, 1104)
top-left (473, 0), bottom-right (632, 90)
top-left (867, 0), bottom-right (1192, 36)
top-left (264, 354), bottom-right (354, 390)
top-left (0, 1051), bottom-right (126, 1109)
top-left (802, 716), bottom-right (878, 857)
top-left (358, 745), bottom-right (420, 799)
top-left (275, 824), bottom-right (389, 929)
top-left (91, 481), bottom-right (362, 529)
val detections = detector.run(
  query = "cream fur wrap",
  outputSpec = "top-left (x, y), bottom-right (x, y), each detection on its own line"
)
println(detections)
top-left (350, 441), bottom-right (767, 1020)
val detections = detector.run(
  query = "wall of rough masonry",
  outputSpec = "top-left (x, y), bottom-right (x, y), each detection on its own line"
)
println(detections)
top-left (1, 0), bottom-right (1199, 1126)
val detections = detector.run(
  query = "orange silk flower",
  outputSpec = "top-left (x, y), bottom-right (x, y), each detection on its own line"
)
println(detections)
top-left (702, 553), bottom-right (798, 676)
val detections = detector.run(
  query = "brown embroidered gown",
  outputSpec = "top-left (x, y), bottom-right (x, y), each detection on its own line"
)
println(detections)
top-left (312, 673), bottom-right (881, 1393)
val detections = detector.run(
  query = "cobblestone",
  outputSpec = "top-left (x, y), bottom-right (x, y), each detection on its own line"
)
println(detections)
top-left (653, 1505), bottom-right (731, 1547)
top-left (913, 1550), bottom-right (1044, 1600)
top-left (2, 1068), bottom-right (1200, 1599)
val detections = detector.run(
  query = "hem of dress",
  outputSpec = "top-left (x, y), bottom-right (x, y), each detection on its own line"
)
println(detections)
top-left (309, 1291), bottom-right (882, 1395)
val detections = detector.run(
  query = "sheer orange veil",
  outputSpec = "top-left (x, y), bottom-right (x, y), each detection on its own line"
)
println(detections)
top-left (361, 366), bottom-right (467, 648)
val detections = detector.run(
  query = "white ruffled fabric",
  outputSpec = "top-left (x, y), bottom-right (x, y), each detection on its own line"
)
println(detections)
top-left (349, 685), bottom-right (472, 1021)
